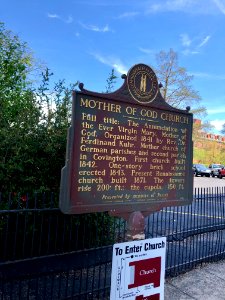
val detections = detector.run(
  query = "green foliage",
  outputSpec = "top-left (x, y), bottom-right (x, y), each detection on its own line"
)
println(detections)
top-left (0, 23), bottom-right (122, 259)
top-left (193, 148), bottom-right (208, 164)
top-left (192, 120), bottom-right (214, 145)
top-left (0, 191), bottom-right (123, 259)
top-left (105, 68), bottom-right (117, 93)
top-left (194, 140), bottom-right (225, 165)
top-left (0, 22), bottom-right (32, 97)
top-left (33, 69), bottom-right (78, 192)
top-left (0, 23), bottom-right (78, 193)
top-left (0, 22), bottom-right (39, 192)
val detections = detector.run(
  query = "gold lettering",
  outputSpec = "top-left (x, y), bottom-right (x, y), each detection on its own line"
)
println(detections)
top-left (160, 112), bottom-right (189, 124)
top-left (140, 109), bottom-right (158, 118)
top-left (79, 170), bottom-right (106, 176)
top-left (76, 96), bottom-right (190, 203)
top-left (80, 98), bottom-right (121, 113)
top-left (78, 177), bottom-right (104, 184)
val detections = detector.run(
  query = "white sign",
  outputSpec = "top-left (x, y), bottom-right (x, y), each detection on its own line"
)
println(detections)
top-left (110, 237), bottom-right (166, 300)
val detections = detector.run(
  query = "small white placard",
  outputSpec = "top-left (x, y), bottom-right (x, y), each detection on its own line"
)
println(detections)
top-left (110, 237), bottom-right (166, 300)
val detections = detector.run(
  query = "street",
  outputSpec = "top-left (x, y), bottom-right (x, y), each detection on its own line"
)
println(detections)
top-left (144, 176), bottom-right (225, 273)
top-left (194, 176), bottom-right (225, 189)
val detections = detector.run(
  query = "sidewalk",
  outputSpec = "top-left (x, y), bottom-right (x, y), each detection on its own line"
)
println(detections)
top-left (165, 260), bottom-right (225, 299)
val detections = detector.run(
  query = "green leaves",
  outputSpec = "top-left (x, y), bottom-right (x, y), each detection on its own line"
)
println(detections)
top-left (0, 23), bottom-right (78, 193)
top-left (105, 68), bottom-right (117, 93)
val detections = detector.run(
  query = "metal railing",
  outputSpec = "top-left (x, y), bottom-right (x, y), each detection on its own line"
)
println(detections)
top-left (1, 187), bottom-right (225, 299)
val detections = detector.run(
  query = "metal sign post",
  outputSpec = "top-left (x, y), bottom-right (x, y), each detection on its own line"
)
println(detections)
top-left (126, 211), bottom-right (145, 241)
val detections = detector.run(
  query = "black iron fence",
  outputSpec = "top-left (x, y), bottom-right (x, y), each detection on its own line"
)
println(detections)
top-left (1, 187), bottom-right (225, 299)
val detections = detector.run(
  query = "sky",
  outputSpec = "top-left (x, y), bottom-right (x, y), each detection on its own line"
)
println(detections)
top-left (1, 0), bottom-right (225, 133)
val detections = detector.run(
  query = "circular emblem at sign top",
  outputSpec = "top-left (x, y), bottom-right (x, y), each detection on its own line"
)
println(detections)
top-left (127, 64), bottom-right (159, 104)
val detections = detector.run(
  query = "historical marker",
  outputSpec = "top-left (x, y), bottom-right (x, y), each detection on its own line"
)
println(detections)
top-left (59, 64), bottom-right (193, 216)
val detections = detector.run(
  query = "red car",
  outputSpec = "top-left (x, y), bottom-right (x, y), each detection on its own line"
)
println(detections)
top-left (218, 167), bottom-right (225, 179)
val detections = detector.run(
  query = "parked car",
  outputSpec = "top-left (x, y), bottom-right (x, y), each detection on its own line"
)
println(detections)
top-left (208, 163), bottom-right (224, 177)
top-left (193, 164), bottom-right (211, 177)
top-left (218, 167), bottom-right (225, 179)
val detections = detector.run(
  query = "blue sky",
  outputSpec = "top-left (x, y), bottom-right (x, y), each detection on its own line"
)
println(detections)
top-left (1, 0), bottom-right (225, 133)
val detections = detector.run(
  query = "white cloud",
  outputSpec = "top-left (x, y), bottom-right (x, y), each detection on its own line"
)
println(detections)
top-left (47, 13), bottom-right (59, 19)
top-left (182, 49), bottom-right (199, 55)
top-left (208, 106), bottom-right (225, 114)
top-left (180, 33), bottom-right (192, 46)
top-left (180, 34), bottom-right (211, 56)
top-left (79, 22), bottom-right (112, 32)
top-left (148, 4), bottom-right (162, 13)
top-left (147, 0), bottom-right (202, 13)
top-left (146, 0), bottom-right (220, 15)
top-left (66, 16), bottom-right (73, 24)
top-left (138, 47), bottom-right (154, 55)
top-left (165, 0), bottom-right (194, 11)
top-left (212, 0), bottom-right (225, 14)
top-left (113, 63), bottom-right (128, 74)
top-left (198, 35), bottom-right (211, 48)
top-left (90, 52), bottom-right (128, 74)
top-left (47, 13), bottom-right (73, 24)
top-left (210, 119), bottom-right (225, 131)
top-left (190, 72), bottom-right (225, 80)
top-left (117, 11), bottom-right (140, 19)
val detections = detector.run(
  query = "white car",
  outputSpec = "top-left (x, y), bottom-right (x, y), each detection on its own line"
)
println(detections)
top-left (209, 164), bottom-right (224, 177)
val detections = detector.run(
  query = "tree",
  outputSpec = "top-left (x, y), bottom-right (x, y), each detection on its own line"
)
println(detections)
top-left (193, 120), bottom-right (210, 140)
top-left (0, 22), bottom-right (40, 192)
top-left (105, 69), bottom-right (117, 93)
top-left (155, 49), bottom-right (204, 113)
top-left (0, 22), bottom-right (79, 193)
top-left (221, 123), bottom-right (225, 135)
top-left (34, 69), bottom-right (78, 192)
top-left (155, 48), bottom-right (209, 145)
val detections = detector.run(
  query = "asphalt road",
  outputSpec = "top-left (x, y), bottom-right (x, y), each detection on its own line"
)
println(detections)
top-left (194, 175), bottom-right (225, 189)
top-left (146, 175), bottom-right (225, 274)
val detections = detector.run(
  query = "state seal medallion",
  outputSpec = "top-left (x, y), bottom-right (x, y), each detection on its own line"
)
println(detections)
top-left (127, 64), bottom-right (159, 104)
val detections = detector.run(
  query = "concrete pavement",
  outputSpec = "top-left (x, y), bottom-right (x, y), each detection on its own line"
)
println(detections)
top-left (165, 260), bottom-right (225, 299)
